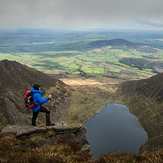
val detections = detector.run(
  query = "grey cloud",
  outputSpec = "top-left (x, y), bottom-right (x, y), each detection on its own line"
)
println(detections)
top-left (0, 0), bottom-right (163, 29)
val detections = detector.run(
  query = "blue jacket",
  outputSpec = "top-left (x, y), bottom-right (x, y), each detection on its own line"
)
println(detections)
top-left (30, 88), bottom-right (49, 112)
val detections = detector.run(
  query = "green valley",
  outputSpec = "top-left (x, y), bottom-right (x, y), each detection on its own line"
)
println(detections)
top-left (1, 29), bottom-right (163, 80)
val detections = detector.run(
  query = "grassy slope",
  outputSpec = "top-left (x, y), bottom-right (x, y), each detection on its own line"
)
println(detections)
top-left (119, 73), bottom-right (163, 154)
top-left (57, 77), bottom-right (125, 123)
top-left (63, 85), bottom-right (118, 122)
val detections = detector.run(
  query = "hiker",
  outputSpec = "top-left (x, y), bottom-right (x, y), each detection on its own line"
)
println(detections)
top-left (30, 84), bottom-right (54, 126)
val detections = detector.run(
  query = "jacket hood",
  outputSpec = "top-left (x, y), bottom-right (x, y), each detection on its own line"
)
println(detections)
top-left (30, 88), bottom-right (43, 94)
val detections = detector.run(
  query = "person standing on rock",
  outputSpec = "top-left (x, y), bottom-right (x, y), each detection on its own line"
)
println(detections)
top-left (30, 84), bottom-right (54, 126)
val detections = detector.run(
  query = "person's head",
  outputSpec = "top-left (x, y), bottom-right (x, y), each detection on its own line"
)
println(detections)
top-left (33, 84), bottom-right (41, 90)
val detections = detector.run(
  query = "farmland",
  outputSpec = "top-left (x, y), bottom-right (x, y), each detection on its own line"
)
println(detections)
top-left (0, 29), bottom-right (163, 80)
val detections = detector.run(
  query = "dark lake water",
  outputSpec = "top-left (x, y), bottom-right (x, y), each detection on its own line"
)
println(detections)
top-left (83, 103), bottom-right (148, 158)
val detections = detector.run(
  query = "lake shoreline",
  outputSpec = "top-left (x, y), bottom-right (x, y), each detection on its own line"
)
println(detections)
top-left (83, 103), bottom-right (148, 158)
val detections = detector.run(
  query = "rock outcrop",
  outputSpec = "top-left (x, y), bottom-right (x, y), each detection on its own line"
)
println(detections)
top-left (1, 122), bottom-right (91, 154)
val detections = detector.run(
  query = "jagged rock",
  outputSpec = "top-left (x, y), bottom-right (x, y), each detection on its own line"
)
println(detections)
top-left (81, 144), bottom-right (91, 152)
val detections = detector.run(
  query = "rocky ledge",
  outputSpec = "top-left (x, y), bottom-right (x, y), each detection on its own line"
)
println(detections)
top-left (1, 121), bottom-right (91, 154)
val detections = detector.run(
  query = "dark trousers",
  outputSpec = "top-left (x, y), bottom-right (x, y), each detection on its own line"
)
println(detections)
top-left (32, 106), bottom-right (51, 126)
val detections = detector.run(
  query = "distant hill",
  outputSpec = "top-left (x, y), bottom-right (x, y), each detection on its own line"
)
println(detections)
top-left (120, 73), bottom-right (163, 154)
top-left (0, 60), bottom-right (72, 126)
top-left (89, 38), bottom-right (144, 48)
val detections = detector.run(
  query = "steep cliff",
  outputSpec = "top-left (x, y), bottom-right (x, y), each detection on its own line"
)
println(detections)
top-left (0, 60), bottom-right (72, 126)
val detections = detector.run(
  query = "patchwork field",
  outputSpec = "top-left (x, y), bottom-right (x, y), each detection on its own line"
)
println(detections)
top-left (1, 29), bottom-right (163, 80)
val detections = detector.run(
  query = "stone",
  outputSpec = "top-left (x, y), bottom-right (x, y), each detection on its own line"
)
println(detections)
top-left (81, 144), bottom-right (90, 152)
top-left (1, 125), bottom-right (46, 137)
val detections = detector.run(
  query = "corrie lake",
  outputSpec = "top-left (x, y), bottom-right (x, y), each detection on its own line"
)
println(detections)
top-left (83, 103), bottom-right (148, 158)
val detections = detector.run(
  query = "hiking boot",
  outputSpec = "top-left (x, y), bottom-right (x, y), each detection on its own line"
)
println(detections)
top-left (46, 113), bottom-right (54, 126)
top-left (46, 122), bottom-right (55, 126)
top-left (32, 117), bottom-right (36, 126)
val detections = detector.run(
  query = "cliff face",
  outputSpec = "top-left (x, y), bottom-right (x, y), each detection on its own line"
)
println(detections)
top-left (0, 60), bottom-right (72, 126)
top-left (120, 73), bottom-right (163, 154)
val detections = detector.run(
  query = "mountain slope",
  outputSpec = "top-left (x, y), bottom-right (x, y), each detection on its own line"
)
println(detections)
top-left (122, 73), bottom-right (163, 102)
top-left (120, 73), bottom-right (163, 154)
top-left (0, 60), bottom-right (72, 126)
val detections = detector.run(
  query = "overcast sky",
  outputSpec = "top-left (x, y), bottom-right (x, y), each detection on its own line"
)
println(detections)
top-left (0, 0), bottom-right (163, 30)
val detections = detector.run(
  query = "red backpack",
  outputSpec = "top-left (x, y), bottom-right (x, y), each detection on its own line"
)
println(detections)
top-left (23, 90), bottom-right (35, 109)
